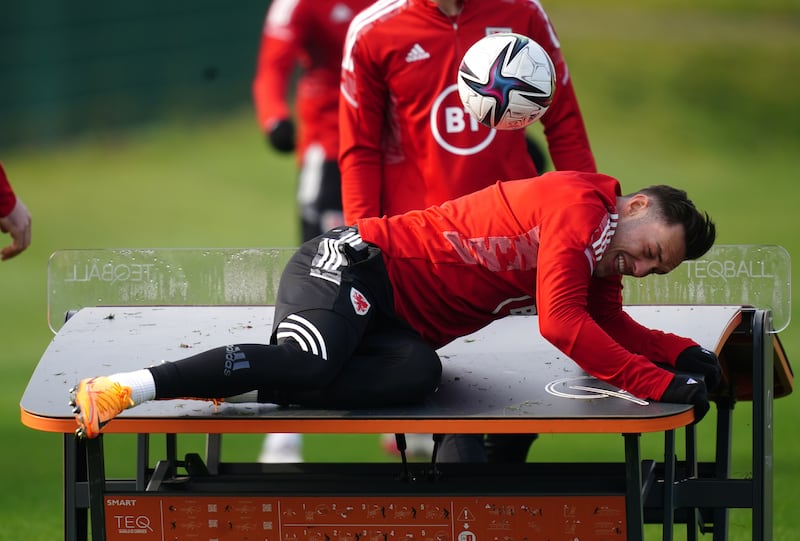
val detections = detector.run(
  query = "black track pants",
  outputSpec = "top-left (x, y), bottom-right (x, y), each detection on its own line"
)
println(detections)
top-left (148, 226), bottom-right (442, 408)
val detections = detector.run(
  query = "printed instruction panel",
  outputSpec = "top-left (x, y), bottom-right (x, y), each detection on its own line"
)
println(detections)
top-left (105, 494), bottom-right (626, 541)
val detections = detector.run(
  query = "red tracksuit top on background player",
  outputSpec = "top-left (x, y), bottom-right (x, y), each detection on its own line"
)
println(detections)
top-left (340, 0), bottom-right (596, 223)
top-left (357, 171), bottom-right (698, 401)
top-left (253, 0), bottom-right (373, 162)
top-left (0, 163), bottom-right (17, 217)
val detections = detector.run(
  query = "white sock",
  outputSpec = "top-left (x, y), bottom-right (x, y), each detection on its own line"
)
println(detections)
top-left (264, 433), bottom-right (302, 451)
top-left (109, 369), bottom-right (156, 406)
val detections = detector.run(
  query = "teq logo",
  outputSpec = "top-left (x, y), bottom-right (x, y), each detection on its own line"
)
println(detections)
top-left (112, 514), bottom-right (154, 534)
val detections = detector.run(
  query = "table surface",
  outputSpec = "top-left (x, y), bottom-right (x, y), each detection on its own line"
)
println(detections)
top-left (20, 305), bottom-right (745, 435)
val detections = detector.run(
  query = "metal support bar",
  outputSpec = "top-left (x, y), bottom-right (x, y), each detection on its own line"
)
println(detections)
top-left (751, 310), bottom-right (774, 540)
top-left (85, 436), bottom-right (106, 541)
top-left (205, 434), bottom-right (222, 475)
top-left (712, 397), bottom-right (734, 540)
top-left (136, 434), bottom-right (149, 491)
top-left (145, 460), bottom-right (173, 492)
top-left (685, 424), bottom-right (698, 541)
top-left (63, 434), bottom-right (88, 541)
top-left (165, 433), bottom-right (178, 479)
top-left (624, 433), bottom-right (644, 541)
top-left (646, 476), bottom-right (754, 511)
top-left (662, 430), bottom-right (675, 541)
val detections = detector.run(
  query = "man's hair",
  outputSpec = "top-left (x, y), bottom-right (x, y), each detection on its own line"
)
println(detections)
top-left (634, 185), bottom-right (716, 260)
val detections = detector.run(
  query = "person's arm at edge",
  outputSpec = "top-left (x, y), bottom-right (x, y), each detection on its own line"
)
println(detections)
top-left (339, 28), bottom-right (386, 223)
top-left (0, 163), bottom-right (32, 260)
top-left (252, 13), bottom-right (299, 137)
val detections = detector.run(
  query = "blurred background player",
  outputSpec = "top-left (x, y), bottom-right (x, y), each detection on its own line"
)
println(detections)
top-left (339, 0), bottom-right (597, 462)
top-left (254, 0), bottom-right (375, 241)
top-left (0, 162), bottom-right (32, 261)
top-left (252, 0), bottom-right (374, 463)
top-left (339, 0), bottom-right (595, 224)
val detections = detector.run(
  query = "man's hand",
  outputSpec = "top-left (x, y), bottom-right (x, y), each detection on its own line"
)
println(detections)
top-left (676, 346), bottom-right (722, 391)
top-left (267, 118), bottom-right (295, 153)
top-left (0, 198), bottom-right (32, 261)
top-left (660, 374), bottom-right (709, 424)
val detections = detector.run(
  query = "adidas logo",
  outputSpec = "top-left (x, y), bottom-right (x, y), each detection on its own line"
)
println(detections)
top-left (405, 43), bottom-right (430, 63)
top-left (223, 344), bottom-right (250, 376)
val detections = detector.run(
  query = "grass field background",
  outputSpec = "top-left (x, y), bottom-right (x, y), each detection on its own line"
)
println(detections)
top-left (1, 2), bottom-right (798, 539)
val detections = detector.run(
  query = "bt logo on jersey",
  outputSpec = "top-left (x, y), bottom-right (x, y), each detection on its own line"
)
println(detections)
top-left (443, 104), bottom-right (482, 134)
top-left (430, 84), bottom-right (496, 156)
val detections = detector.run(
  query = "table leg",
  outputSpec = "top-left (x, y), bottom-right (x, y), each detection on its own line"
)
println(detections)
top-left (625, 433), bottom-right (644, 541)
top-left (86, 435), bottom-right (106, 541)
top-left (63, 434), bottom-right (87, 541)
top-left (751, 310), bottom-right (774, 541)
top-left (136, 434), bottom-right (149, 491)
top-left (663, 429), bottom-right (675, 541)
top-left (206, 433), bottom-right (222, 475)
top-left (713, 399), bottom-right (733, 541)
top-left (684, 424), bottom-right (698, 541)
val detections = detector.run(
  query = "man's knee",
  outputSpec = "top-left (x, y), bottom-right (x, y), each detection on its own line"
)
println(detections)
top-left (358, 343), bottom-right (441, 405)
top-left (272, 337), bottom-right (343, 386)
top-left (398, 341), bottom-right (442, 393)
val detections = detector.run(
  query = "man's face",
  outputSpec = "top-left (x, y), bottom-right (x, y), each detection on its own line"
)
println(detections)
top-left (595, 194), bottom-right (687, 278)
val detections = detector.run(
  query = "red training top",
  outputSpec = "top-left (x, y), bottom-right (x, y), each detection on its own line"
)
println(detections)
top-left (358, 171), bottom-right (696, 400)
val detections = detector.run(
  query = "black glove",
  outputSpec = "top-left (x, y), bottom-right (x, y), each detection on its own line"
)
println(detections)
top-left (676, 346), bottom-right (722, 392)
top-left (661, 373), bottom-right (709, 424)
top-left (267, 118), bottom-right (295, 153)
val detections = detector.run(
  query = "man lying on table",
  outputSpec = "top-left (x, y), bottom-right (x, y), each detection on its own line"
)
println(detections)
top-left (70, 170), bottom-right (721, 440)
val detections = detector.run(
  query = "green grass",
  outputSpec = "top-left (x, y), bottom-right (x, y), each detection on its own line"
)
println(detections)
top-left (2, 3), bottom-right (799, 540)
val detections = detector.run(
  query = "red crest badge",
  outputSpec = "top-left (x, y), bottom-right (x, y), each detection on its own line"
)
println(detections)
top-left (350, 287), bottom-right (371, 316)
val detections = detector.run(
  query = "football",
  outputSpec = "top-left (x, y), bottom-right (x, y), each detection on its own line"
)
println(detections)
top-left (457, 32), bottom-right (555, 130)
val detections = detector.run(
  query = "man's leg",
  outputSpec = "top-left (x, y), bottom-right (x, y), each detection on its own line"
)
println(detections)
top-left (436, 433), bottom-right (538, 463)
top-left (484, 433), bottom-right (538, 462)
top-left (298, 151), bottom-right (343, 241)
top-left (259, 326), bottom-right (442, 408)
top-left (146, 227), bottom-right (373, 397)
top-left (435, 434), bottom-right (488, 463)
top-left (259, 433), bottom-right (303, 463)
